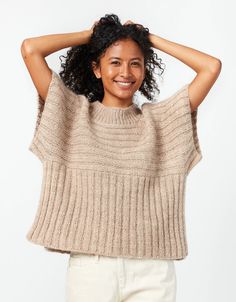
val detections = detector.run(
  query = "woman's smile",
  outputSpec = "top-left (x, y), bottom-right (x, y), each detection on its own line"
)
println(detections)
top-left (113, 80), bottom-right (135, 89)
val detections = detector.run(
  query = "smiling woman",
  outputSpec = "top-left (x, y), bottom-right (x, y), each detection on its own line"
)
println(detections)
top-left (21, 11), bottom-right (220, 302)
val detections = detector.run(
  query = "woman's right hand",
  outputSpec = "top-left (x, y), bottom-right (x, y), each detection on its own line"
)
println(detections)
top-left (87, 20), bottom-right (99, 36)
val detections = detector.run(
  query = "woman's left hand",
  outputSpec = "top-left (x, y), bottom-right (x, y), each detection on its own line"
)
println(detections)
top-left (123, 20), bottom-right (144, 29)
top-left (123, 20), bottom-right (134, 26)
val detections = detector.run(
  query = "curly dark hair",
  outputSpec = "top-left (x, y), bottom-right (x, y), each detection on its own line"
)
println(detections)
top-left (58, 13), bottom-right (165, 102)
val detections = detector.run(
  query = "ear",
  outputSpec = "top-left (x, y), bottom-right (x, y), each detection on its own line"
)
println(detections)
top-left (91, 61), bottom-right (101, 79)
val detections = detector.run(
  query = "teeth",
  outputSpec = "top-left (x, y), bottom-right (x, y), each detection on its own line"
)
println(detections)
top-left (115, 81), bottom-right (133, 86)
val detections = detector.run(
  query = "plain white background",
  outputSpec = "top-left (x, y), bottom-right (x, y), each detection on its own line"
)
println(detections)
top-left (0, 0), bottom-right (235, 301)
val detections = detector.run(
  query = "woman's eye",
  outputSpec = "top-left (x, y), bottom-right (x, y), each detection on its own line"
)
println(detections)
top-left (111, 61), bottom-right (140, 66)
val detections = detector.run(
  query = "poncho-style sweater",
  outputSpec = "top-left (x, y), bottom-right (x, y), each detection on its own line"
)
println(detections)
top-left (26, 69), bottom-right (202, 260)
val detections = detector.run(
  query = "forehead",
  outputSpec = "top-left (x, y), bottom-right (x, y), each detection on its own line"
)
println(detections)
top-left (103, 39), bottom-right (144, 60)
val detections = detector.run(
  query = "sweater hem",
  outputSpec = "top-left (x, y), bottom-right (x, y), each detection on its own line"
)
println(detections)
top-left (26, 236), bottom-right (187, 261)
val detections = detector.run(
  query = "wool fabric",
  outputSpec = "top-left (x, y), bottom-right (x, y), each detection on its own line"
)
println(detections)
top-left (26, 69), bottom-right (202, 260)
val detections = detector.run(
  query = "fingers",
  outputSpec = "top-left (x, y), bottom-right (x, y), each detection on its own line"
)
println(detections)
top-left (123, 20), bottom-right (144, 30)
top-left (92, 20), bottom-right (99, 29)
top-left (123, 20), bottom-right (134, 25)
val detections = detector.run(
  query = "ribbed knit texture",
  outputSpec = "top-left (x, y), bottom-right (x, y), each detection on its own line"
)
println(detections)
top-left (26, 69), bottom-right (202, 260)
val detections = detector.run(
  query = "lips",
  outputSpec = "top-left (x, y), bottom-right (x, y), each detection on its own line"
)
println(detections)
top-left (113, 80), bottom-right (134, 89)
top-left (114, 80), bottom-right (135, 83)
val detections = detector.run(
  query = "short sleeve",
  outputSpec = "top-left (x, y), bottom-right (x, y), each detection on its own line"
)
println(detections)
top-left (183, 84), bottom-right (203, 175)
top-left (181, 83), bottom-right (202, 174)
top-left (151, 83), bottom-right (203, 175)
top-left (168, 83), bottom-right (203, 175)
top-left (28, 69), bottom-right (82, 162)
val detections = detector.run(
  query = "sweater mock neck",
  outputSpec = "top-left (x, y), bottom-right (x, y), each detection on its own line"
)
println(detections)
top-left (91, 100), bottom-right (142, 124)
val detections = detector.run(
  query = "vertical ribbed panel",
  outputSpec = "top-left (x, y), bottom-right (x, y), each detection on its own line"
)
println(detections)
top-left (128, 175), bottom-right (139, 256)
top-left (27, 161), bottom-right (188, 259)
top-left (29, 162), bottom-right (53, 241)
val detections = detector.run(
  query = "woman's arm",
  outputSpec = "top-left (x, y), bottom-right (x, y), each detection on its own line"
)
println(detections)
top-left (149, 33), bottom-right (222, 112)
top-left (21, 30), bottom-right (92, 58)
top-left (21, 24), bottom-right (96, 102)
top-left (149, 33), bottom-right (220, 72)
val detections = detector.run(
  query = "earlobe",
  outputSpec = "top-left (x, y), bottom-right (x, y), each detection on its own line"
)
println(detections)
top-left (96, 73), bottom-right (101, 79)
top-left (92, 61), bottom-right (101, 79)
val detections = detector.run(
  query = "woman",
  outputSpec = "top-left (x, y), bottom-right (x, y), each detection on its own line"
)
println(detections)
top-left (21, 13), bottom-right (221, 302)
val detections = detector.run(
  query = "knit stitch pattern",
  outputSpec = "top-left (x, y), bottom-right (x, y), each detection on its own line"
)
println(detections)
top-left (26, 69), bottom-right (202, 260)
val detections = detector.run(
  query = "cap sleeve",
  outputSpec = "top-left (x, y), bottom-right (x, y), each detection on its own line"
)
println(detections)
top-left (168, 83), bottom-right (203, 175)
top-left (28, 69), bottom-right (82, 162)
top-left (152, 83), bottom-right (203, 175)
top-left (183, 84), bottom-right (203, 175)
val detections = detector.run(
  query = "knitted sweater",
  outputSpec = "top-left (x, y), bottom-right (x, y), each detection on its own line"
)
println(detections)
top-left (26, 69), bottom-right (202, 260)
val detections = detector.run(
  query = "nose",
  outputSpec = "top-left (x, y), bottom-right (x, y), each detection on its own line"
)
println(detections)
top-left (120, 63), bottom-right (132, 78)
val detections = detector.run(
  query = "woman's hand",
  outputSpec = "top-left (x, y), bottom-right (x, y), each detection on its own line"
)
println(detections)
top-left (87, 20), bottom-right (99, 36)
top-left (123, 20), bottom-right (144, 29)
top-left (123, 20), bottom-right (134, 26)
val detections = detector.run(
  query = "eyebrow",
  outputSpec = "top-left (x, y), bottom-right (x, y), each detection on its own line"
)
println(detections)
top-left (108, 57), bottom-right (142, 61)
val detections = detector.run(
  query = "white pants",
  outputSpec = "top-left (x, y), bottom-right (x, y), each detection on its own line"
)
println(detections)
top-left (65, 253), bottom-right (177, 302)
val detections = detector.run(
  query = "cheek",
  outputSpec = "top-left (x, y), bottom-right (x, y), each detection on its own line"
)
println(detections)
top-left (106, 68), bottom-right (116, 77)
top-left (134, 67), bottom-right (145, 77)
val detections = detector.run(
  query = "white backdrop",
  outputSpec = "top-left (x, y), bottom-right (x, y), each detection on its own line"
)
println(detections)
top-left (0, 0), bottom-right (235, 301)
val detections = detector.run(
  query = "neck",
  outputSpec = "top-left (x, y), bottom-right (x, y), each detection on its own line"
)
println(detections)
top-left (90, 100), bottom-right (142, 125)
top-left (101, 94), bottom-right (133, 109)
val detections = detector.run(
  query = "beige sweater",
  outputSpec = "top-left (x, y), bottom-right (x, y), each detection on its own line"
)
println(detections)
top-left (26, 69), bottom-right (202, 260)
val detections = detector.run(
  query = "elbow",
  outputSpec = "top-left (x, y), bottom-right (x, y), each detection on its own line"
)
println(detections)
top-left (21, 39), bottom-right (36, 56)
top-left (208, 58), bottom-right (222, 74)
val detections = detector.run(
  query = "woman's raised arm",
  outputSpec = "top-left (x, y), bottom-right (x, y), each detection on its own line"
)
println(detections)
top-left (148, 33), bottom-right (222, 112)
top-left (20, 22), bottom-right (96, 102)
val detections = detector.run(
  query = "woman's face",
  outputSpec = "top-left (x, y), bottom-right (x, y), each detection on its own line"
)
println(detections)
top-left (92, 38), bottom-right (145, 107)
